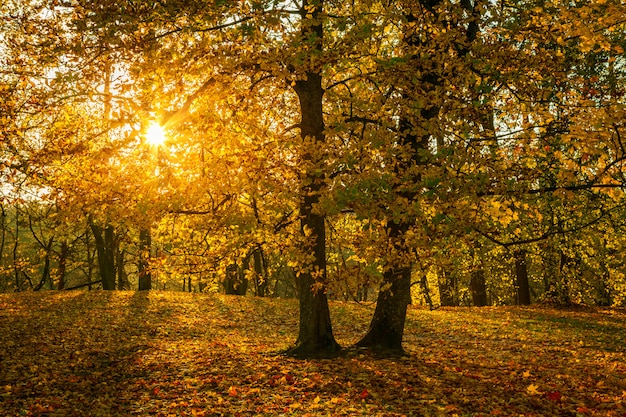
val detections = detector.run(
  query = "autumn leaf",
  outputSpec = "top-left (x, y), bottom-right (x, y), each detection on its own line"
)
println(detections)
top-left (546, 390), bottom-right (562, 403)
top-left (359, 388), bottom-right (369, 399)
top-left (526, 384), bottom-right (541, 395)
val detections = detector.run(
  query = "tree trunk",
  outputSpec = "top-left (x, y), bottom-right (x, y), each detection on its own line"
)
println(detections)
top-left (90, 223), bottom-right (117, 290)
top-left (438, 268), bottom-right (456, 306)
top-left (356, 266), bottom-right (411, 352)
top-left (116, 247), bottom-right (128, 290)
top-left (252, 248), bottom-right (268, 297)
top-left (223, 263), bottom-right (247, 295)
top-left (470, 268), bottom-right (488, 307)
top-left (57, 241), bottom-right (68, 290)
top-left (13, 206), bottom-right (21, 291)
top-left (138, 228), bottom-right (152, 291)
top-left (0, 204), bottom-right (6, 273)
top-left (287, 210), bottom-right (340, 357)
top-left (514, 249), bottom-right (531, 305)
top-left (419, 270), bottom-right (434, 309)
top-left (34, 238), bottom-right (54, 291)
top-left (356, 221), bottom-right (412, 353)
top-left (284, 0), bottom-right (339, 358)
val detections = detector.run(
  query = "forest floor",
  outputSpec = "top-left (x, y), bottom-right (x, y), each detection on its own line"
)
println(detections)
top-left (0, 291), bottom-right (625, 417)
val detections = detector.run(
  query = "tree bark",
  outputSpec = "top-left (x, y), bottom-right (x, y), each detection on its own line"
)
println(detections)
top-left (514, 249), bottom-right (531, 305)
top-left (138, 228), bottom-right (152, 291)
top-left (252, 248), bottom-right (268, 297)
top-left (116, 248), bottom-right (129, 290)
top-left (470, 268), bottom-right (488, 307)
top-left (56, 241), bottom-right (68, 290)
top-left (356, 221), bottom-right (412, 353)
top-left (223, 263), bottom-right (247, 295)
top-left (438, 268), bottom-right (456, 306)
top-left (284, 0), bottom-right (340, 358)
top-left (90, 223), bottom-right (117, 290)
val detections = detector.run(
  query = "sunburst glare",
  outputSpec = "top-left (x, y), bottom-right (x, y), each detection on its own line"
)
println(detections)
top-left (145, 122), bottom-right (166, 147)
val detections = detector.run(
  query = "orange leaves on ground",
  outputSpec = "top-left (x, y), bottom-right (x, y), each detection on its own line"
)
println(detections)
top-left (0, 292), bottom-right (625, 416)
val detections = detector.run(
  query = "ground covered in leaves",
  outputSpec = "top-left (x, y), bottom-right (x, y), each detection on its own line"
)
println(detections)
top-left (0, 291), bottom-right (625, 416)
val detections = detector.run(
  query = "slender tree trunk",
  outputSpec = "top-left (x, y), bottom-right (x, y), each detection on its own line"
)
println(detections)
top-left (85, 230), bottom-right (95, 290)
top-left (438, 268), bottom-right (456, 306)
top-left (252, 248), bottom-right (268, 297)
top-left (116, 247), bottom-right (128, 290)
top-left (57, 241), bottom-right (68, 290)
top-left (420, 271), bottom-right (434, 310)
top-left (514, 249), bottom-right (531, 305)
top-left (0, 204), bottom-right (5, 271)
top-left (138, 228), bottom-right (152, 291)
top-left (13, 206), bottom-right (21, 291)
top-left (34, 238), bottom-right (54, 291)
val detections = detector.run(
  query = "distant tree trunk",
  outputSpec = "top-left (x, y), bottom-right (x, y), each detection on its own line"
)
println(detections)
top-left (252, 248), bottom-right (268, 297)
top-left (13, 206), bottom-right (21, 291)
top-left (57, 241), bottom-right (68, 290)
top-left (90, 223), bottom-right (117, 290)
top-left (0, 204), bottom-right (5, 272)
top-left (544, 249), bottom-right (572, 304)
top-left (514, 249), bottom-right (531, 305)
top-left (223, 263), bottom-right (247, 295)
top-left (34, 238), bottom-right (54, 291)
top-left (85, 230), bottom-right (95, 290)
top-left (438, 268), bottom-right (456, 306)
top-left (284, 0), bottom-right (339, 358)
top-left (357, 279), bottom-right (370, 302)
top-left (419, 270), bottom-right (434, 309)
top-left (116, 248), bottom-right (128, 290)
top-left (138, 228), bottom-right (152, 291)
top-left (470, 269), bottom-right (488, 307)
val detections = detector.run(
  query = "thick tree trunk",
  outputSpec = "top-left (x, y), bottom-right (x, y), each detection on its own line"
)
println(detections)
top-left (285, 3), bottom-right (340, 355)
top-left (90, 223), bottom-right (117, 290)
top-left (514, 249), bottom-right (531, 305)
top-left (356, 266), bottom-right (411, 352)
top-left (138, 228), bottom-right (152, 291)
top-left (356, 221), bottom-right (412, 353)
top-left (287, 210), bottom-right (340, 357)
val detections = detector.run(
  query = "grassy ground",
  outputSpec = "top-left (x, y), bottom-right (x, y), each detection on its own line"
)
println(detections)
top-left (0, 291), bottom-right (625, 416)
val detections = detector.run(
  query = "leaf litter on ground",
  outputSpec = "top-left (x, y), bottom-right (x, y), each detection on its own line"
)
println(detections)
top-left (0, 291), bottom-right (625, 416)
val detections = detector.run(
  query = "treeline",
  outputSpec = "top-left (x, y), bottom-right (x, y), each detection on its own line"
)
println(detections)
top-left (1, 198), bottom-right (623, 309)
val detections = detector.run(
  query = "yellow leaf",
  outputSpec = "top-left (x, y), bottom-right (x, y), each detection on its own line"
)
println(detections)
top-left (522, 370), bottom-right (531, 378)
top-left (527, 384), bottom-right (541, 395)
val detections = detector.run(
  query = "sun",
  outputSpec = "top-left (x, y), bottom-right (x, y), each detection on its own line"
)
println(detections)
top-left (145, 122), bottom-right (166, 147)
